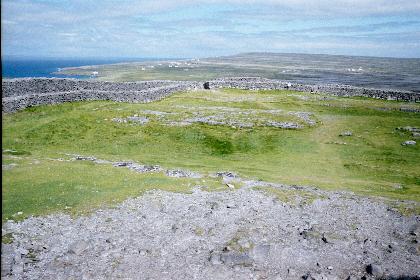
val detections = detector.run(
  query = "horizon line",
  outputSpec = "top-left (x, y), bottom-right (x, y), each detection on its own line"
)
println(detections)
top-left (2, 51), bottom-right (420, 60)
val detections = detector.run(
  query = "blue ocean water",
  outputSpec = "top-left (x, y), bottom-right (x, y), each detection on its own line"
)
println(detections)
top-left (3, 54), bottom-right (420, 92)
top-left (1, 58), bottom-right (161, 79)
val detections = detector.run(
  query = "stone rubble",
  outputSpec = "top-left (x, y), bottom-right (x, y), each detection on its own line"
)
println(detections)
top-left (165, 169), bottom-right (202, 179)
top-left (265, 121), bottom-right (302, 129)
top-left (339, 131), bottom-right (353, 137)
top-left (111, 107), bottom-right (316, 130)
top-left (1, 187), bottom-right (419, 279)
top-left (112, 116), bottom-right (149, 125)
top-left (397, 126), bottom-right (420, 133)
top-left (71, 154), bottom-right (199, 177)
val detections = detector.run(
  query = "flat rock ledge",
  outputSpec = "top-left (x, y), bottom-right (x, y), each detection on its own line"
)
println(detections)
top-left (3, 77), bottom-right (419, 113)
top-left (1, 187), bottom-right (419, 279)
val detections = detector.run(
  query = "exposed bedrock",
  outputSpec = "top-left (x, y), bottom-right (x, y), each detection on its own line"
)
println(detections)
top-left (2, 77), bottom-right (419, 113)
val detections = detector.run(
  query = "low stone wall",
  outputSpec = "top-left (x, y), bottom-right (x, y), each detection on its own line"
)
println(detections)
top-left (2, 77), bottom-right (419, 113)
top-left (1, 78), bottom-right (182, 97)
top-left (2, 78), bottom-right (202, 113)
top-left (207, 77), bottom-right (420, 102)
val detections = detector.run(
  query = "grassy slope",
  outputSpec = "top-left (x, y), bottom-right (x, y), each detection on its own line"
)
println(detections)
top-left (2, 89), bottom-right (420, 221)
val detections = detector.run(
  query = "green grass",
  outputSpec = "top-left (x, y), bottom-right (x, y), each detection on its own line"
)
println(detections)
top-left (2, 88), bottom-right (420, 221)
top-left (1, 158), bottom-right (230, 222)
top-left (2, 159), bottom-right (178, 220)
top-left (2, 233), bottom-right (14, 244)
top-left (55, 60), bottom-right (277, 81)
top-left (55, 54), bottom-right (420, 86)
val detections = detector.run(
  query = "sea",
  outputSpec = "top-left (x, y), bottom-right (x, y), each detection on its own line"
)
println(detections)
top-left (1, 58), bottom-right (162, 79)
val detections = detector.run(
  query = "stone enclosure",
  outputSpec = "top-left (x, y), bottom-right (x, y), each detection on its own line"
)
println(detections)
top-left (2, 77), bottom-right (419, 113)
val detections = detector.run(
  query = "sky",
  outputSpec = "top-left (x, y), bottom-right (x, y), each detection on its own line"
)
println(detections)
top-left (2, 0), bottom-right (420, 58)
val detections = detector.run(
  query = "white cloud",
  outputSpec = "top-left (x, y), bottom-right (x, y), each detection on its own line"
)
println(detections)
top-left (2, 0), bottom-right (420, 58)
top-left (3, 0), bottom-right (420, 20)
top-left (1, 19), bottom-right (16, 25)
top-left (57, 32), bottom-right (79, 37)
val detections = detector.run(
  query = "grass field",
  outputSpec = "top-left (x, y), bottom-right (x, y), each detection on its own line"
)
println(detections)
top-left (56, 60), bottom-right (264, 81)
top-left (2, 88), bottom-right (420, 221)
top-left (54, 53), bottom-right (420, 93)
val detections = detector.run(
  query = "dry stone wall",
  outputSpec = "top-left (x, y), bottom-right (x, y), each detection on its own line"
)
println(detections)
top-left (207, 77), bottom-right (420, 102)
top-left (2, 77), bottom-right (419, 113)
top-left (2, 78), bottom-right (202, 113)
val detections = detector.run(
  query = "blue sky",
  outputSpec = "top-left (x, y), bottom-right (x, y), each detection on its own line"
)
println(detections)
top-left (2, 0), bottom-right (420, 58)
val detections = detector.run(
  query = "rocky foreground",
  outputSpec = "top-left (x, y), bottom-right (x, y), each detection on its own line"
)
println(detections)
top-left (2, 182), bottom-right (419, 279)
